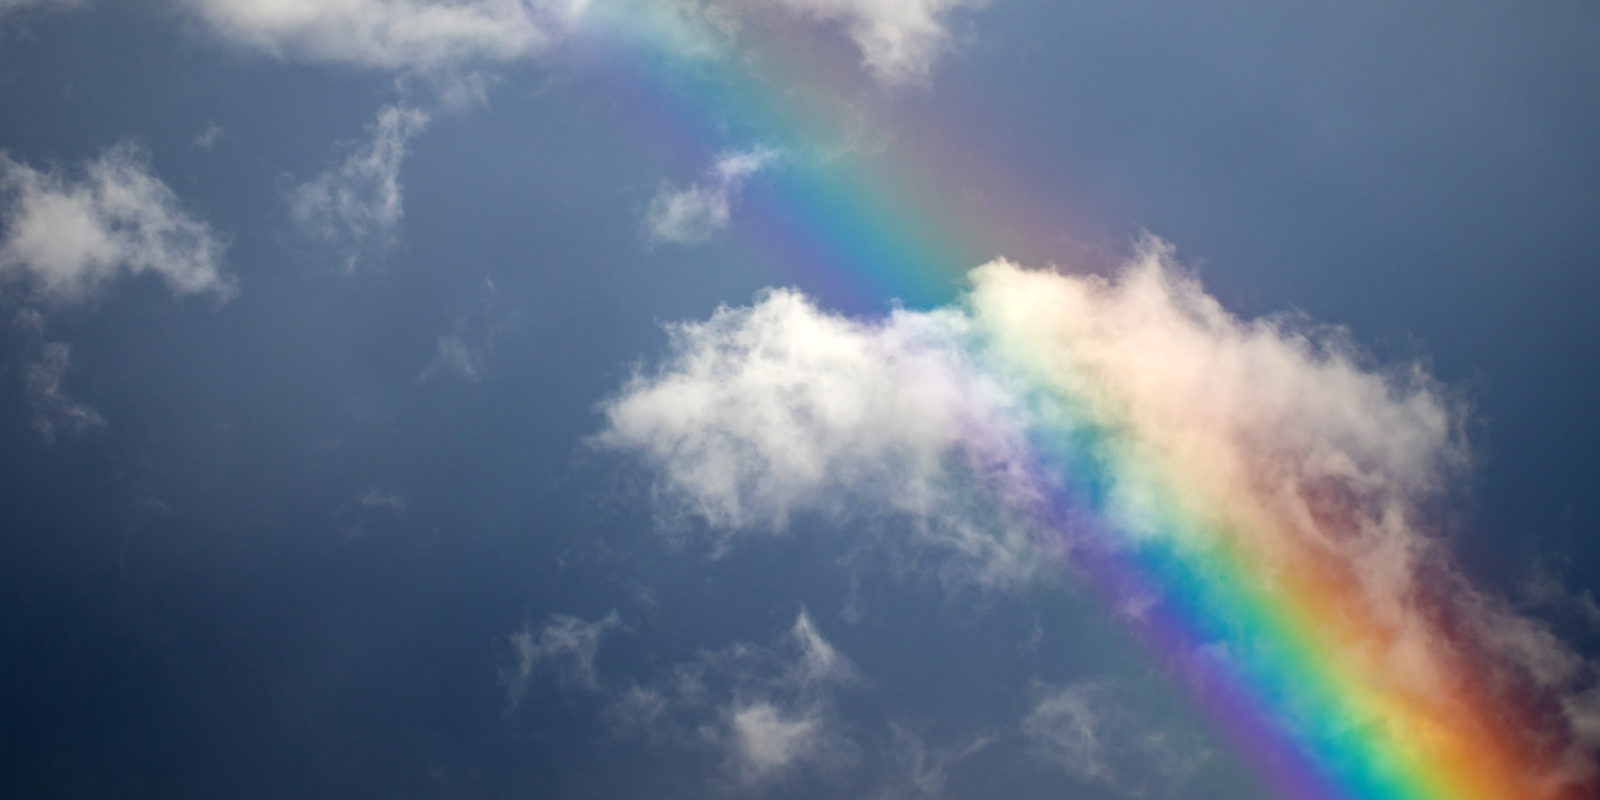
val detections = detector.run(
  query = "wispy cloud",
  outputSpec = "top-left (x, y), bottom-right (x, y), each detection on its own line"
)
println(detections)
top-left (645, 146), bottom-right (778, 245)
top-left (191, 120), bottom-right (222, 151)
top-left (502, 611), bottom-right (622, 706)
top-left (24, 339), bottom-right (104, 444)
top-left (187, 0), bottom-right (586, 73)
top-left (290, 105), bottom-right (429, 272)
top-left (357, 487), bottom-right (407, 512)
top-left (601, 610), bottom-right (858, 786)
top-left (755, 0), bottom-right (988, 84)
top-left (1022, 680), bottom-right (1209, 796)
top-left (419, 277), bottom-right (512, 382)
top-left (0, 142), bottom-right (234, 305)
top-left (873, 723), bottom-right (995, 799)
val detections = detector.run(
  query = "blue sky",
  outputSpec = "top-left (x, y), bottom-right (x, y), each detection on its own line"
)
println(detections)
top-left (1, 2), bottom-right (1598, 798)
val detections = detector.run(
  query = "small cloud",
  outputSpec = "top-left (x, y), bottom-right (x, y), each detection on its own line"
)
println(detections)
top-left (418, 276), bottom-right (513, 382)
top-left (601, 610), bottom-right (858, 787)
top-left (25, 339), bottom-right (104, 443)
top-left (191, 120), bottom-right (222, 151)
top-left (875, 723), bottom-right (996, 799)
top-left (502, 610), bottom-right (622, 706)
top-left (645, 146), bottom-right (778, 245)
top-left (757, 0), bottom-right (988, 85)
top-left (290, 104), bottom-right (429, 272)
top-left (357, 487), bottom-right (407, 512)
top-left (787, 608), bottom-right (857, 687)
top-left (1022, 680), bottom-right (1209, 796)
top-left (725, 700), bottom-right (827, 782)
top-left (423, 333), bottom-right (482, 380)
top-left (0, 142), bottom-right (234, 305)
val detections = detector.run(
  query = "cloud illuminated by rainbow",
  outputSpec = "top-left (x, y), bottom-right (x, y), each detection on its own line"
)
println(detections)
top-left (219, 1), bottom-right (1600, 796)
top-left (600, 244), bottom-right (1600, 799)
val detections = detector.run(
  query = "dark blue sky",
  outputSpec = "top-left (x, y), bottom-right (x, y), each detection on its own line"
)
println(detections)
top-left (1, 2), bottom-right (1597, 798)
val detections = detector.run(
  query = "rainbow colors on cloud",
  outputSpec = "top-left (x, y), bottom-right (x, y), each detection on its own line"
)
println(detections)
top-left (569, 3), bottom-right (1600, 798)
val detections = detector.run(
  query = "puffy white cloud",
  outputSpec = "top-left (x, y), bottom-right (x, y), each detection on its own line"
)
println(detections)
top-left (596, 274), bottom-right (1054, 587)
top-left (186, 0), bottom-right (585, 72)
top-left (290, 105), bottom-right (429, 271)
top-left (502, 610), bottom-right (621, 705)
top-left (599, 243), bottom-right (1600, 792)
top-left (0, 143), bottom-right (234, 305)
top-left (753, 0), bottom-right (987, 84)
top-left (645, 147), bottom-right (777, 245)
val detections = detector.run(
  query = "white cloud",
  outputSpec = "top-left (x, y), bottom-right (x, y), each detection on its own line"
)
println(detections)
top-left (0, 143), bottom-right (234, 305)
top-left (600, 242), bottom-right (1600, 792)
top-left (645, 147), bottom-right (777, 245)
top-left (604, 610), bottom-right (857, 786)
top-left (191, 120), bottom-right (223, 151)
top-left (187, 0), bottom-right (586, 72)
top-left (25, 340), bottom-right (104, 443)
top-left (184, 1), bottom-right (987, 87)
top-left (753, 0), bottom-right (987, 84)
top-left (596, 275), bottom-right (1055, 587)
top-left (502, 610), bottom-right (621, 705)
top-left (726, 700), bottom-right (827, 780)
top-left (290, 104), bottom-right (429, 271)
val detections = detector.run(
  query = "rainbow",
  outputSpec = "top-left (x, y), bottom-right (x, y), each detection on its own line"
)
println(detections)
top-left (569, 4), bottom-right (1594, 798)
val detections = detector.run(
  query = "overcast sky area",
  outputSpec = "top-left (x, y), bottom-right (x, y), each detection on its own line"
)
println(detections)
top-left (2, 2), bottom-right (1599, 798)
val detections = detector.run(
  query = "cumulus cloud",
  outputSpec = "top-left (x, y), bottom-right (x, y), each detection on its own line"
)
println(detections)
top-left (0, 143), bottom-right (234, 305)
top-left (754, 0), bottom-right (987, 83)
top-left (600, 241), bottom-right (1600, 794)
top-left (290, 105), bottom-right (429, 271)
top-left (645, 147), bottom-right (777, 245)
top-left (604, 610), bottom-right (857, 786)
top-left (187, 0), bottom-right (586, 72)
top-left (596, 270), bottom-right (1054, 587)
top-left (502, 610), bottom-right (621, 705)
